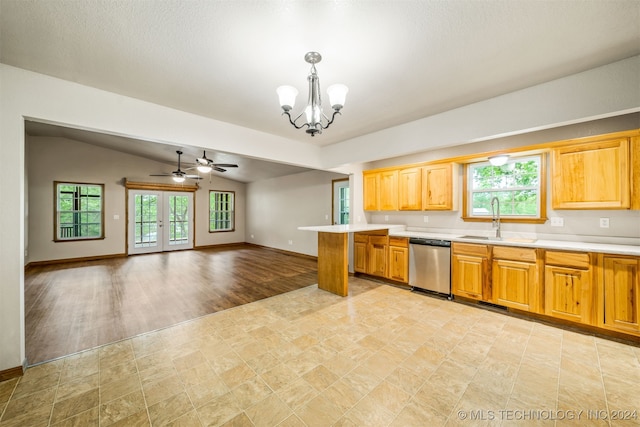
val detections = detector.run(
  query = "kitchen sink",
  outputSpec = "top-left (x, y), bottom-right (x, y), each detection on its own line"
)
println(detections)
top-left (457, 235), bottom-right (537, 243)
top-left (458, 235), bottom-right (489, 240)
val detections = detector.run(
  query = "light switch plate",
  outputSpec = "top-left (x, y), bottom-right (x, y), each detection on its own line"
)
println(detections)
top-left (599, 218), bottom-right (610, 228)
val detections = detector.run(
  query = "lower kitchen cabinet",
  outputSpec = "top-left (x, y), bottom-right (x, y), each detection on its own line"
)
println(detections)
top-left (353, 234), bottom-right (368, 273)
top-left (452, 243), bottom-right (489, 300)
top-left (368, 235), bottom-right (388, 277)
top-left (599, 255), bottom-right (640, 336)
top-left (388, 237), bottom-right (409, 283)
top-left (492, 246), bottom-right (541, 312)
top-left (544, 251), bottom-right (594, 325)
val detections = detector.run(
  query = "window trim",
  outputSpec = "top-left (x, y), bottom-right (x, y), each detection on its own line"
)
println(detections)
top-left (54, 181), bottom-right (105, 242)
top-left (209, 190), bottom-right (235, 233)
top-left (461, 154), bottom-right (548, 224)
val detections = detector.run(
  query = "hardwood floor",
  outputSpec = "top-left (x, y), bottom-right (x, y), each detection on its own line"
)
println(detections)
top-left (25, 244), bottom-right (318, 365)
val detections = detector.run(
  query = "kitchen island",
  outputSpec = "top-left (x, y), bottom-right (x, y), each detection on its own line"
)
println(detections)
top-left (298, 224), bottom-right (403, 296)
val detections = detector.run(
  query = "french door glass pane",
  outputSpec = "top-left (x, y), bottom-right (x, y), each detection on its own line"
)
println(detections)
top-left (134, 194), bottom-right (158, 248)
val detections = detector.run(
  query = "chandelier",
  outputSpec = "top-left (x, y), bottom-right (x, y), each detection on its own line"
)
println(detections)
top-left (277, 52), bottom-right (348, 136)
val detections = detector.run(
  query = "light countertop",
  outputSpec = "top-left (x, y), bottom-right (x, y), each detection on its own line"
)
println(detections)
top-left (390, 230), bottom-right (640, 256)
top-left (298, 224), bottom-right (405, 234)
top-left (298, 224), bottom-right (640, 256)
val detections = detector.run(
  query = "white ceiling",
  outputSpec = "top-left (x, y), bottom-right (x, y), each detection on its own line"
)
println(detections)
top-left (3, 1), bottom-right (640, 180)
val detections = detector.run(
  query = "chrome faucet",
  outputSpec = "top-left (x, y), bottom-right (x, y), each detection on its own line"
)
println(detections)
top-left (491, 196), bottom-right (502, 240)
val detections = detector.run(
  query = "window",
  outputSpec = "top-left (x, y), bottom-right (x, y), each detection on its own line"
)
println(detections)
top-left (338, 186), bottom-right (349, 224)
top-left (55, 182), bottom-right (104, 241)
top-left (209, 190), bottom-right (234, 232)
top-left (466, 155), bottom-right (545, 222)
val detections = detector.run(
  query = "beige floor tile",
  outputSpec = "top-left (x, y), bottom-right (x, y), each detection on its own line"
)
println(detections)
top-left (368, 380), bottom-right (411, 415)
top-left (195, 391), bottom-right (242, 427)
top-left (0, 386), bottom-right (56, 427)
top-left (301, 365), bottom-right (339, 392)
top-left (55, 372), bottom-right (99, 402)
top-left (148, 391), bottom-right (194, 426)
top-left (414, 383), bottom-right (462, 418)
top-left (390, 398), bottom-right (448, 426)
top-left (244, 393), bottom-right (291, 427)
top-left (219, 363), bottom-right (256, 389)
top-left (11, 370), bottom-right (60, 400)
top-left (231, 376), bottom-right (272, 410)
top-left (385, 366), bottom-right (426, 395)
top-left (50, 406), bottom-right (99, 426)
top-left (99, 389), bottom-right (146, 426)
top-left (172, 351), bottom-right (208, 373)
top-left (295, 394), bottom-right (343, 427)
top-left (50, 388), bottom-right (99, 424)
top-left (141, 373), bottom-right (184, 407)
top-left (0, 378), bottom-right (18, 405)
top-left (100, 359), bottom-right (138, 387)
top-left (343, 394), bottom-right (396, 426)
top-left (274, 377), bottom-right (318, 411)
top-left (276, 414), bottom-right (306, 427)
top-left (105, 409), bottom-right (150, 427)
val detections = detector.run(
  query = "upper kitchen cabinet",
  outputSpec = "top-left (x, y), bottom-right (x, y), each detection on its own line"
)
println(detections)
top-left (552, 137), bottom-right (630, 209)
top-left (363, 171), bottom-right (380, 211)
top-left (422, 163), bottom-right (457, 210)
top-left (398, 167), bottom-right (422, 210)
top-left (379, 170), bottom-right (399, 211)
top-left (363, 169), bottom-right (398, 211)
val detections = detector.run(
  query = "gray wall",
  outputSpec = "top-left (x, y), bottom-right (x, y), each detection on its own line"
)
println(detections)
top-left (246, 169), bottom-right (348, 256)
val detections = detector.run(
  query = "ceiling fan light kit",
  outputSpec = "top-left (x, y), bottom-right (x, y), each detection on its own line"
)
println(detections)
top-left (277, 52), bottom-right (348, 137)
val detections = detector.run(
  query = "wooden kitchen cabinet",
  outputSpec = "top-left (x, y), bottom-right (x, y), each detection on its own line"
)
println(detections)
top-left (363, 172), bottom-right (380, 211)
top-left (368, 235), bottom-right (388, 277)
top-left (452, 242), bottom-right (489, 300)
top-left (353, 232), bottom-right (389, 278)
top-left (379, 170), bottom-right (399, 211)
top-left (422, 163), bottom-right (457, 210)
top-left (544, 250), bottom-right (594, 324)
top-left (398, 167), bottom-right (422, 210)
top-left (387, 237), bottom-right (409, 283)
top-left (599, 255), bottom-right (640, 336)
top-left (552, 138), bottom-right (630, 209)
top-left (353, 233), bottom-right (369, 273)
top-left (491, 246), bottom-right (541, 313)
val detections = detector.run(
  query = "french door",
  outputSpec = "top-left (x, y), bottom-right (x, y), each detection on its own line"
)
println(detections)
top-left (128, 190), bottom-right (194, 254)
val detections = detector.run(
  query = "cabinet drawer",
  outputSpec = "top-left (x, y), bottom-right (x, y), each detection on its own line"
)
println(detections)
top-left (545, 250), bottom-right (590, 269)
top-left (452, 242), bottom-right (489, 257)
top-left (493, 246), bottom-right (537, 263)
top-left (354, 233), bottom-right (369, 243)
top-left (389, 236), bottom-right (409, 248)
top-left (369, 235), bottom-right (388, 246)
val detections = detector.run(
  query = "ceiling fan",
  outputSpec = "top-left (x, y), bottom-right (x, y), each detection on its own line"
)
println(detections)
top-left (150, 150), bottom-right (202, 182)
top-left (194, 150), bottom-right (239, 173)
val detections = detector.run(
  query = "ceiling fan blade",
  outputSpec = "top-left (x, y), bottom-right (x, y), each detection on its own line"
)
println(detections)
top-left (184, 175), bottom-right (203, 180)
top-left (212, 163), bottom-right (238, 168)
top-left (213, 166), bottom-right (227, 172)
top-left (150, 173), bottom-right (172, 176)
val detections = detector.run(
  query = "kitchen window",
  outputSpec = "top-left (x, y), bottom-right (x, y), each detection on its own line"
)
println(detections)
top-left (55, 182), bottom-right (104, 241)
top-left (209, 190), bottom-right (234, 232)
top-left (464, 154), bottom-right (547, 223)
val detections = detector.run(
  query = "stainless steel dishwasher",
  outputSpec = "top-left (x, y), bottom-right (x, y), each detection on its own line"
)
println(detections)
top-left (408, 238), bottom-right (452, 298)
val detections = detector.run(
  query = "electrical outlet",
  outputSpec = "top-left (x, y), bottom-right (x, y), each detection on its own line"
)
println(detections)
top-left (113, 214), bottom-right (119, 220)
top-left (550, 217), bottom-right (564, 227)
top-left (288, 240), bottom-right (293, 245)
top-left (250, 234), bottom-right (254, 239)
top-left (599, 218), bottom-right (610, 228)
top-left (423, 216), bottom-right (429, 223)
top-left (384, 215), bottom-right (389, 221)
top-left (325, 214), bottom-right (329, 220)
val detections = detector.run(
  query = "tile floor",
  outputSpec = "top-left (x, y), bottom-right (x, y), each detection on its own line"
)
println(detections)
top-left (1, 277), bottom-right (639, 426)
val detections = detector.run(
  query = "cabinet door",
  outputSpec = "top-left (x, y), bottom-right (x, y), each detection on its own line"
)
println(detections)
top-left (552, 138), bottom-right (630, 209)
top-left (452, 254), bottom-right (485, 300)
top-left (363, 172), bottom-right (379, 211)
top-left (602, 256), bottom-right (640, 335)
top-left (398, 167), bottom-right (422, 210)
top-left (492, 259), bottom-right (539, 312)
top-left (388, 245), bottom-right (409, 283)
top-left (379, 170), bottom-right (399, 211)
top-left (368, 236), bottom-right (388, 277)
top-left (544, 265), bottom-right (592, 324)
top-left (422, 163), bottom-right (454, 210)
top-left (353, 241), bottom-right (368, 273)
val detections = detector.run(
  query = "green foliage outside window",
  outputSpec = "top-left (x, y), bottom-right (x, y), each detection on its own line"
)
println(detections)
top-left (210, 191), bottom-right (234, 232)
top-left (469, 156), bottom-right (540, 217)
top-left (56, 182), bottom-right (103, 240)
